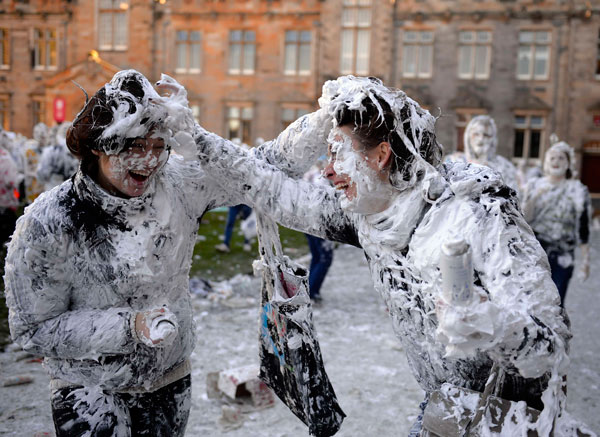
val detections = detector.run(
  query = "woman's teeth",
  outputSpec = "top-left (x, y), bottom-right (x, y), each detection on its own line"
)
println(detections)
top-left (129, 170), bottom-right (150, 182)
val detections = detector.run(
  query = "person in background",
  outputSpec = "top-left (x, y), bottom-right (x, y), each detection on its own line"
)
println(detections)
top-left (0, 129), bottom-right (21, 248)
top-left (215, 203), bottom-right (253, 253)
top-left (23, 122), bottom-right (50, 204)
top-left (446, 115), bottom-right (520, 195)
top-left (303, 160), bottom-right (334, 302)
top-left (522, 140), bottom-right (592, 307)
top-left (37, 121), bottom-right (79, 192)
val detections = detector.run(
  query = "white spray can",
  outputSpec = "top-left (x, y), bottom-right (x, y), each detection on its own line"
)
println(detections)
top-left (440, 237), bottom-right (474, 305)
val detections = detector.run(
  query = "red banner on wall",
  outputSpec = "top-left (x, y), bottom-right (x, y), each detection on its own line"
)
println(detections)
top-left (53, 97), bottom-right (66, 123)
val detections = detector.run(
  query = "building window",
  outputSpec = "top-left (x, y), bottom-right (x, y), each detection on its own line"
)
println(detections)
top-left (0, 95), bottom-right (9, 130)
top-left (226, 105), bottom-right (253, 145)
top-left (176, 30), bottom-right (201, 74)
top-left (513, 114), bottom-right (545, 161)
top-left (32, 97), bottom-right (45, 127)
top-left (517, 30), bottom-right (550, 80)
top-left (0, 29), bottom-right (9, 69)
top-left (98, 0), bottom-right (128, 51)
top-left (458, 30), bottom-right (491, 80)
top-left (281, 106), bottom-right (310, 130)
top-left (229, 30), bottom-right (255, 75)
top-left (190, 103), bottom-right (201, 123)
top-left (596, 30), bottom-right (600, 79)
top-left (454, 110), bottom-right (487, 152)
top-left (340, 0), bottom-right (371, 75)
top-left (402, 30), bottom-right (434, 79)
top-left (33, 29), bottom-right (57, 70)
top-left (284, 30), bottom-right (311, 76)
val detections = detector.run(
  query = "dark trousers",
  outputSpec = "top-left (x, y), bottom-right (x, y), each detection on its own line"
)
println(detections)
top-left (0, 207), bottom-right (17, 247)
top-left (547, 251), bottom-right (574, 307)
top-left (51, 375), bottom-right (191, 437)
top-left (223, 204), bottom-right (252, 246)
top-left (305, 234), bottom-right (334, 299)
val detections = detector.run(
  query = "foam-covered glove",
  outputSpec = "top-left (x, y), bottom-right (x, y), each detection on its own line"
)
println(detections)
top-left (154, 74), bottom-right (197, 160)
top-left (133, 307), bottom-right (178, 347)
top-left (435, 291), bottom-right (501, 359)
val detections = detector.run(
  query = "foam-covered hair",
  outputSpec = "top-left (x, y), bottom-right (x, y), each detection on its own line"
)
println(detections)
top-left (67, 70), bottom-right (169, 157)
top-left (464, 115), bottom-right (497, 161)
top-left (319, 75), bottom-right (442, 190)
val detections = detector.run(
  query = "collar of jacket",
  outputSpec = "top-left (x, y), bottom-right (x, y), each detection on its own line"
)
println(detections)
top-left (73, 170), bottom-right (156, 217)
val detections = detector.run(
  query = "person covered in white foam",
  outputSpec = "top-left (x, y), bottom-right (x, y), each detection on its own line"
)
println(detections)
top-left (522, 140), bottom-right (592, 307)
top-left (189, 75), bottom-right (582, 435)
top-left (446, 115), bottom-right (520, 195)
top-left (4, 67), bottom-right (334, 436)
top-left (36, 121), bottom-right (79, 192)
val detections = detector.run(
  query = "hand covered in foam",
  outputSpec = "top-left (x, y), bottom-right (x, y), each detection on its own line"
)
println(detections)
top-left (155, 74), bottom-right (197, 160)
top-left (134, 307), bottom-right (178, 348)
top-left (435, 291), bottom-right (501, 359)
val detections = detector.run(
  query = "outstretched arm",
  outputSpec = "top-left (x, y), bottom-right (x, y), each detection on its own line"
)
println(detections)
top-left (5, 216), bottom-right (137, 359)
top-left (195, 127), bottom-right (360, 247)
top-left (155, 74), bottom-right (331, 177)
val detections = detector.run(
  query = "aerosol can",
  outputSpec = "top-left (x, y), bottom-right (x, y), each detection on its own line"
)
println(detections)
top-left (440, 237), bottom-right (474, 304)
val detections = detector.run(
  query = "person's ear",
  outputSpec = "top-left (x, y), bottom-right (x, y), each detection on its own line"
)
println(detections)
top-left (91, 149), bottom-right (101, 157)
top-left (376, 141), bottom-right (393, 170)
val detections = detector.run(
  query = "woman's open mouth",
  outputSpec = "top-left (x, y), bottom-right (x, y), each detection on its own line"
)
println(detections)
top-left (128, 169), bottom-right (151, 183)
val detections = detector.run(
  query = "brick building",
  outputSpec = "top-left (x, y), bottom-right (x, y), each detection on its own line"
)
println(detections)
top-left (1, 0), bottom-right (599, 193)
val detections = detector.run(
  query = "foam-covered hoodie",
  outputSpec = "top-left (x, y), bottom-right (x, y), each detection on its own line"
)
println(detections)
top-left (195, 128), bottom-right (570, 407)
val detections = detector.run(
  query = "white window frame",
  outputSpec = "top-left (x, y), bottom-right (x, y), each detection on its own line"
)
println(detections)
top-left (402, 30), bottom-right (434, 79)
top-left (190, 102), bottom-right (201, 124)
top-left (33, 28), bottom-right (58, 71)
top-left (513, 113), bottom-right (546, 165)
top-left (32, 96), bottom-right (45, 128)
top-left (175, 30), bottom-right (202, 74)
top-left (226, 104), bottom-right (254, 145)
top-left (340, 0), bottom-right (372, 76)
top-left (458, 30), bottom-right (492, 80)
top-left (98, 0), bottom-right (129, 51)
top-left (516, 30), bottom-right (551, 81)
top-left (228, 30), bottom-right (256, 75)
top-left (284, 30), bottom-right (312, 76)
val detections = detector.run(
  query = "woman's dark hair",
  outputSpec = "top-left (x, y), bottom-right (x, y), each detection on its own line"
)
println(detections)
top-left (66, 73), bottom-right (152, 175)
top-left (334, 88), bottom-right (440, 186)
top-left (66, 88), bottom-right (112, 175)
top-left (564, 152), bottom-right (572, 179)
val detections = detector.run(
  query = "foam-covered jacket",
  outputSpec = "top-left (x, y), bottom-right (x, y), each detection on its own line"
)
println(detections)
top-left (0, 147), bottom-right (20, 209)
top-left (523, 177), bottom-right (591, 257)
top-left (196, 132), bottom-right (571, 403)
top-left (4, 156), bottom-right (234, 390)
top-left (4, 109), bottom-right (329, 391)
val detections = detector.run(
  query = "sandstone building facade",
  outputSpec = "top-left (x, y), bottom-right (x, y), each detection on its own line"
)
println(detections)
top-left (1, 0), bottom-right (599, 193)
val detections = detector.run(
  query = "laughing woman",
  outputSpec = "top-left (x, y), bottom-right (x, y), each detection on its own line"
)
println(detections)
top-left (3, 70), bottom-right (329, 436)
top-left (192, 76), bottom-right (575, 435)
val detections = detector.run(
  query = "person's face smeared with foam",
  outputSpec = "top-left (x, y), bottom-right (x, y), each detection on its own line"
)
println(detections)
top-left (94, 133), bottom-right (169, 198)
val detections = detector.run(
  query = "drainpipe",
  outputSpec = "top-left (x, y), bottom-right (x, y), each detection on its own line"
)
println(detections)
top-left (390, 0), bottom-right (399, 86)
top-left (151, 0), bottom-right (158, 80)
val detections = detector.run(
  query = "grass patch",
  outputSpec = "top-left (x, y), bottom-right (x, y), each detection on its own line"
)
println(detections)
top-left (191, 210), bottom-right (309, 281)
